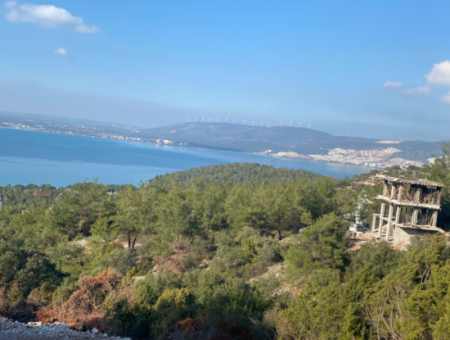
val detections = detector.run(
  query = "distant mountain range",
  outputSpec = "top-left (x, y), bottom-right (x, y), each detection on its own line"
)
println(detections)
top-left (0, 112), bottom-right (444, 167)
top-left (145, 123), bottom-right (443, 160)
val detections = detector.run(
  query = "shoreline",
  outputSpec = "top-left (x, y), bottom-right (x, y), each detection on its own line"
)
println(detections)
top-left (0, 125), bottom-right (421, 169)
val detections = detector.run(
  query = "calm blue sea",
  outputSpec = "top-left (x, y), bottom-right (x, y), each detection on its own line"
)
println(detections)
top-left (0, 128), bottom-right (372, 187)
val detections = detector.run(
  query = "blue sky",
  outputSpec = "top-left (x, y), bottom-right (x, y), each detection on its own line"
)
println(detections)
top-left (1, 0), bottom-right (450, 140)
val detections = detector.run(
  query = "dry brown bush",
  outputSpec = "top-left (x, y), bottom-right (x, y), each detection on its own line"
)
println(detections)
top-left (166, 317), bottom-right (255, 340)
top-left (65, 269), bottom-right (121, 316)
top-left (36, 269), bottom-right (123, 332)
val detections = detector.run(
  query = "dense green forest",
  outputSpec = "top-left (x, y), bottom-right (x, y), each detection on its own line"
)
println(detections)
top-left (150, 163), bottom-right (324, 187)
top-left (351, 164), bottom-right (432, 182)
top-left (1, 144), bottom-right (450, 339)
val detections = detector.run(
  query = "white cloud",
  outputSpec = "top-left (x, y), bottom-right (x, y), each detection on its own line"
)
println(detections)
top-left (54, 47), bottom-right (70, 57)
top-left (402, 86), bottom-right (430, 97)
top-left (425, 61), bottom-right (450, 86)
top-left (4, 1), bottom-right (98, 33)
top-left (384, 80), bottom-right (429, 97)
top-left (384, 81), bottom-right (403, 87)
top-left (442, 91), bottom-right (450, 105)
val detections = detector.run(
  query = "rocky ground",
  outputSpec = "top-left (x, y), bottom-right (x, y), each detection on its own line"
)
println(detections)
top-left (0, 317), bottom-right (131, 340)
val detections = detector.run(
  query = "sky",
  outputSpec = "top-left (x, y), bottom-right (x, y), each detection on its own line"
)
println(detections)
top-left (1, 0), bottom-right (450, 141)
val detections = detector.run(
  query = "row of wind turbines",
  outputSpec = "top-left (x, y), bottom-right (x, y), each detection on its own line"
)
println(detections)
top-left (186, 117), bottom-right (311, 129)
top-left (183, 118), bottom-right (368, 138)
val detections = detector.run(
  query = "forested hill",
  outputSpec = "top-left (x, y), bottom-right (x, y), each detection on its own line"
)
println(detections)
top-left (2, 147), bottom-right (450, 339)
top-left (150, 163), bottom-right (327, 187)
top-left (146, 122), bottom-right (443, 160)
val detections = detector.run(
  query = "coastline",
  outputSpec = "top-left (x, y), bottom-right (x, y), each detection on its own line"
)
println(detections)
top-left (0, 123), bottom-right (425, 170)
top-left (0, 128), bottom-right (374, 186)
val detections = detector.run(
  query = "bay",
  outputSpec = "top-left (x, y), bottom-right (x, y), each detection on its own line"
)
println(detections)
top-left (0, 128), bottom-right (372, 187)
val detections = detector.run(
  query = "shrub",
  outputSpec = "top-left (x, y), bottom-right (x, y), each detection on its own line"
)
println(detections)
top-left (0, 286), bottom-right (8, 316)
top-left (27, 283), bottom-right (53, 310)
top-left (255, 242), bottom-right (281, 268)
top-left (106, 248), bottom-right (136, 276)
top-left (135, 270), bottom-right (183, 308)
top-left (184, 254), bottom-right (201, 270)
top-left (191, 236), bottom-right (215, 258)
top-left (8, 299), bottom-right (34, 323)
top-left (16, 254), bottom-right (64, 297)
top-left (65, 269), bottom-right (121, 317)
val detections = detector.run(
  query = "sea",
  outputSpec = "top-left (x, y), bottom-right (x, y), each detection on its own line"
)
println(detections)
top-left (0, 128), bottom-right (373, 187)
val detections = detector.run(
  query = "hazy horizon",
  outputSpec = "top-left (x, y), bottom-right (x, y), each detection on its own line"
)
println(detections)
top-left (2, 109), bottom-right (448, 143)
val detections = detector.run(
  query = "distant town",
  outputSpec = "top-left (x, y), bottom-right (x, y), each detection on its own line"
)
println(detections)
top-left (255, 148), bottom-right (428, 168)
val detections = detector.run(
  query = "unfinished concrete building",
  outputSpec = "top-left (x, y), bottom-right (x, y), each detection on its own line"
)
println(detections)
top-left (372, 175), bottom-right (445, 244)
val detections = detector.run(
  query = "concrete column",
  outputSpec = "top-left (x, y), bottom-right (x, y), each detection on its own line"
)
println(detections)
top-left (372, 214), bottom-right (377, 232)
top-left (378, 202), bottom-right (385, 236)
top-left (394, 206), bottom-right (401, 224)
top-left (432, 211), bottom-right (438, 227)
top-left (390, 184), bottom-right (396, 199)
top-left (391, 205), bottom-right (401, 243)
top-left (386, 203), bottom-right (394, 241)
top-left (412, 208), bottom-right (419, 225)
top-left (398, 185), bottom-right (403, 201)
top-left (414, 187), bottom-right (421, 203)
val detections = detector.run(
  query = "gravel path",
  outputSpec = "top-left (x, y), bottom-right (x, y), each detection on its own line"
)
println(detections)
top-left (0, 317), bottom-right (131, 340)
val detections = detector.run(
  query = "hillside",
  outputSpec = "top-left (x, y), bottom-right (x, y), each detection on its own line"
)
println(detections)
top-left (145, 123), bottom-right (443, 163)
top-left (1, 156), bottom-right (450, 339)
top-left (146, 122), bottom-right (369, 154)
top-left (149, 162), bottom-right (326, 187)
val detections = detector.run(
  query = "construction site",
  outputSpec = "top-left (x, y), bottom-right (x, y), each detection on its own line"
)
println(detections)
top-left (349, 174), bottom-right (447, 251)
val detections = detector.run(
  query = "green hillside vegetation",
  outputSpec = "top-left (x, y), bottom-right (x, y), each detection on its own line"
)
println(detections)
top-left (0, 143), bottom-right (450, 339)
top-left (352, 164), bottom-right (431, 183)
top-left (151, 163), bottom-right (325, 187)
